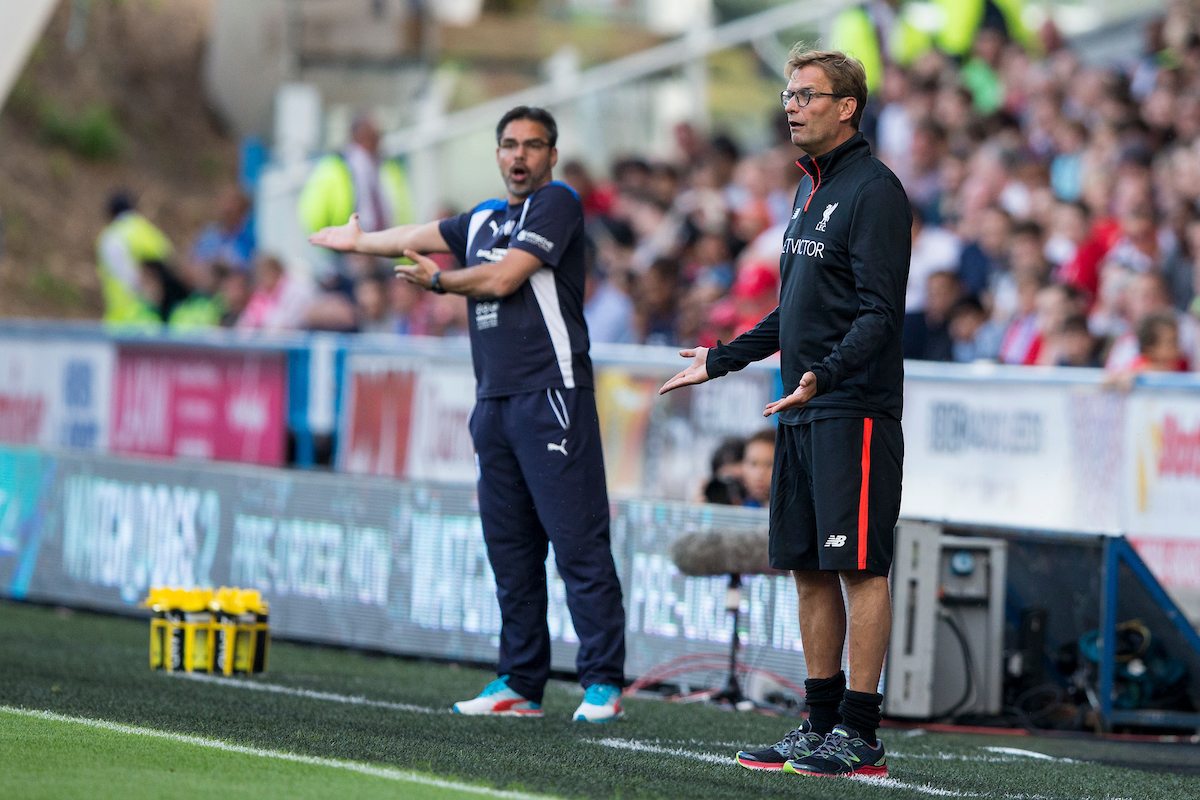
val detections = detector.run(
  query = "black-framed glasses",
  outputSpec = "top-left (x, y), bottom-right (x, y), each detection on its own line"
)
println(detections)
top-left (498, 138), bottom-right (550, 153)
top-left (780, 88), bottom-right (849, 110)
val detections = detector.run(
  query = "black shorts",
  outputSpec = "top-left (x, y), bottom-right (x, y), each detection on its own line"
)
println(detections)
top-left (768, 416), bottom-right (903, 576)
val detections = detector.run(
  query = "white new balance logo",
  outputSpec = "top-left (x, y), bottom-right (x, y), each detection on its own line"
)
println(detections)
top-left (824, 534), bottom-right (848, 548)
top-left (547, 438), bottom-right (568, 456)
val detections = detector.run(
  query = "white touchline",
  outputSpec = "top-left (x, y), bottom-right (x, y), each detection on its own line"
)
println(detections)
top-left (0, 706), bottom-right (557, 800)
top-left (171, 672), bottom-right (446, 715)
top-left (591, 739), bottom-right (1127, 800)
top-left (983, 747), bottom-right (1078, 763)
top-left (594, 739), bottom-right (1052, 766)
top-left (592, 738), bottom-right (730, 765)
top-left (849, 776), bottom-right (973, 798)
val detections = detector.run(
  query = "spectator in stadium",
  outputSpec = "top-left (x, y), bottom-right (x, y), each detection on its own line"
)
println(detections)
top-left (353, 269), bottom-right (393, 334)
top-left (997, 272), bottom-right (1047, 365)
top-left (560, 159), bottom-right (616, 221)
top-left (95, 190), bottom-right (174, 327)
top-left (904, 270), bottom-right (961, 362)
top-left (727, 260), bottom-right (780, 338)
top-left (959, 27), bottom-right (1008, 114)
top-left (136, 258), bottom-right (189, 325)
top-left (166, 258), bottom-right (229, 330)
top-left (633, 257), bottom-right (683, 346)
top-left (898, 119), bottom-right (949, 225)
top-left (1106, 310), bottom-right (1190, 389)
top-left (700, 436), bottom-right (747, 506)
top-left (298, 113), bottom-right (415, 295)
top-left (1049, 119), bottom-right (1088, 202)
top-left (947, 295), bottom-right (1002, 362)
top-left (660, 46), bottom-right (908, 779)
top-left (423, 292), bottom-right (471, 338)
top-left (584, 219), bottom-right (637, 344)
top-left (189, 183), bottom-right (256, 275)
top-left (1103, 271), bottom-right (1199, 372)
top-left (1048, 313), bottom-right (1101, 368)
top-left (903, 206), bottom-right (962, 351)
top-left (827, 0), bottom-right (932, 97)
top-left (740, 427), bottom-right (776, 509)
top-left (384, 274), bottom-right (432, 336)
top-left (215, 263), bottom-right (251, 327)
top-left (236, 253), bottom-right (317, 332)
top-left (308, 106), bottom-right (626, 724)
top-left (957, 205), bottom-right (1011, 303)
top-left (1030, 282), bottom-right (1087, 364)
top-left (931, 0), bottom-right (1038, 62)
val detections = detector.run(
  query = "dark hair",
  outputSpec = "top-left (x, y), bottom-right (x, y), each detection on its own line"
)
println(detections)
top-left (496, 106), bottom-right (558, 148)
top-left (107, 190), bottom-right (135, 219)
top-left (709, 134), bottom-right (741, 163)
top-left (1137, 311), bottom-right (1178, 353)
top-left (709, 436), bottom-right (745, 474)
top-left (1060, 314), bottom-right (1091, 336)
top-left (1011, 220), bottom-right (1044, 240)
top-left (949, 296), bottom-right (985, 320)
top-left (612, 156), bottom-right (651, 179)
top-left (704, 436), bottom-right (747, 506)
top-left (140, 259), bottom-right (189, 320)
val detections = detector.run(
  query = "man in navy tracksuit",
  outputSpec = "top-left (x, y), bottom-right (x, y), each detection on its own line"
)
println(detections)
top-left (310, 106), bottom-right (626, 723)
top-left (661, 47), bottom-right (910, 777)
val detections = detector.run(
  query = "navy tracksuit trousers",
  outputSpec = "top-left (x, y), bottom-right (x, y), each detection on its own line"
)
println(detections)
top-left (469, 387), bottom-right (626, 703)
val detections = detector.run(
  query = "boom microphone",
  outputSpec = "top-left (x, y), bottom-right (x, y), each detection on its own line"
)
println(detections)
top-left (669, 528), bottom-right (783, 577)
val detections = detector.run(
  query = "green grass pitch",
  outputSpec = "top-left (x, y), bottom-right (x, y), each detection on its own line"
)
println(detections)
top-left (0, 600), bottom-right (1195, 800)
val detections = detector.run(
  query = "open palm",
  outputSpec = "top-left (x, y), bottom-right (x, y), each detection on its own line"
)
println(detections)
top-left (309, 214), bottom-right (363, 252)
top-left (659, 347), bottom-right (711, 395)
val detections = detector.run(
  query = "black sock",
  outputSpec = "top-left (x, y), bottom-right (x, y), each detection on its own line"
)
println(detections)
top-left (838, 689), bottom-right (884, 745)
top-left (803, 671), bottom-right (846, 735)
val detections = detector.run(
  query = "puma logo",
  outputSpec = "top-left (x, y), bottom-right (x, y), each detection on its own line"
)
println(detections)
top-left (547, 438), bottom-right (568, 456)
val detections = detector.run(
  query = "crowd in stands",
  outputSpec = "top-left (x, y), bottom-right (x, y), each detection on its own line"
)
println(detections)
top-left (95, 1), bottom-right (1200, 384)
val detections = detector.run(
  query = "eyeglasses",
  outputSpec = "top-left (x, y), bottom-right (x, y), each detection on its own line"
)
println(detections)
top-left (780, 88), bottom-right (849, 110)
top-left (498, 138), bottom-right (550, 153)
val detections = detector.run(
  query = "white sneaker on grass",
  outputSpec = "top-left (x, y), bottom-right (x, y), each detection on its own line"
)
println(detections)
top-left (572, 683), bottom-right (624, 723)
top-left (452, 676), bottom-right (543, 717)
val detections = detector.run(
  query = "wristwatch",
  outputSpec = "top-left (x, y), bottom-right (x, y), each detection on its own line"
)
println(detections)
top-left (429, 271), bottom-right (447, 294)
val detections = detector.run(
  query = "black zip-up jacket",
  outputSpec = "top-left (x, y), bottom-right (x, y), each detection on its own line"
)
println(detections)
top-left (707, 132), bottom-right (911, 424)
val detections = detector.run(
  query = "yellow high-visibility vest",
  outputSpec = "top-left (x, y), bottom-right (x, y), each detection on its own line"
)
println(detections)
top-left (95, 211), bottom-right (172, 327)
top-left (298, 153), bottom-right (414, 233)
top-left (830, 4), bottom-right (932, 95)
top-left (933, 0), bottom-right (1038, 58)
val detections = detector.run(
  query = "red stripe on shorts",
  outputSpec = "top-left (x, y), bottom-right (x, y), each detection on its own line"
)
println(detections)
top-left (858, 418), bottom-right (874, 570)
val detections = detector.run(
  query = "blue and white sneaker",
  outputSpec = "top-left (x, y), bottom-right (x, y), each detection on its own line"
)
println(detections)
top-left (452, 676), bottom-right (543, 717)
top-left (573, 683), bottom-right (624, 722)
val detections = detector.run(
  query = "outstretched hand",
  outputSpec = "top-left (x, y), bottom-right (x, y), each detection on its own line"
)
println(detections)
top-left (394, 249), bottom-right (440, 291)
top-left (763, 371), bottom-right (818, 416)
top-left (659, 347), bottom-right (711, 395)
top-left (309, 213), bottom-right (364, 252)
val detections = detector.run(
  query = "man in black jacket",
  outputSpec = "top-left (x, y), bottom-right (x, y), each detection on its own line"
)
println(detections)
top-left (660, 45), bottom-right (910, 779)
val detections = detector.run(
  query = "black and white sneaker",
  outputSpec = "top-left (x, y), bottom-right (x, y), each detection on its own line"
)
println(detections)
top-left (734, 719), bottom-right (824, 771)
top-left (784, 725), bottom-right (888, 778)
